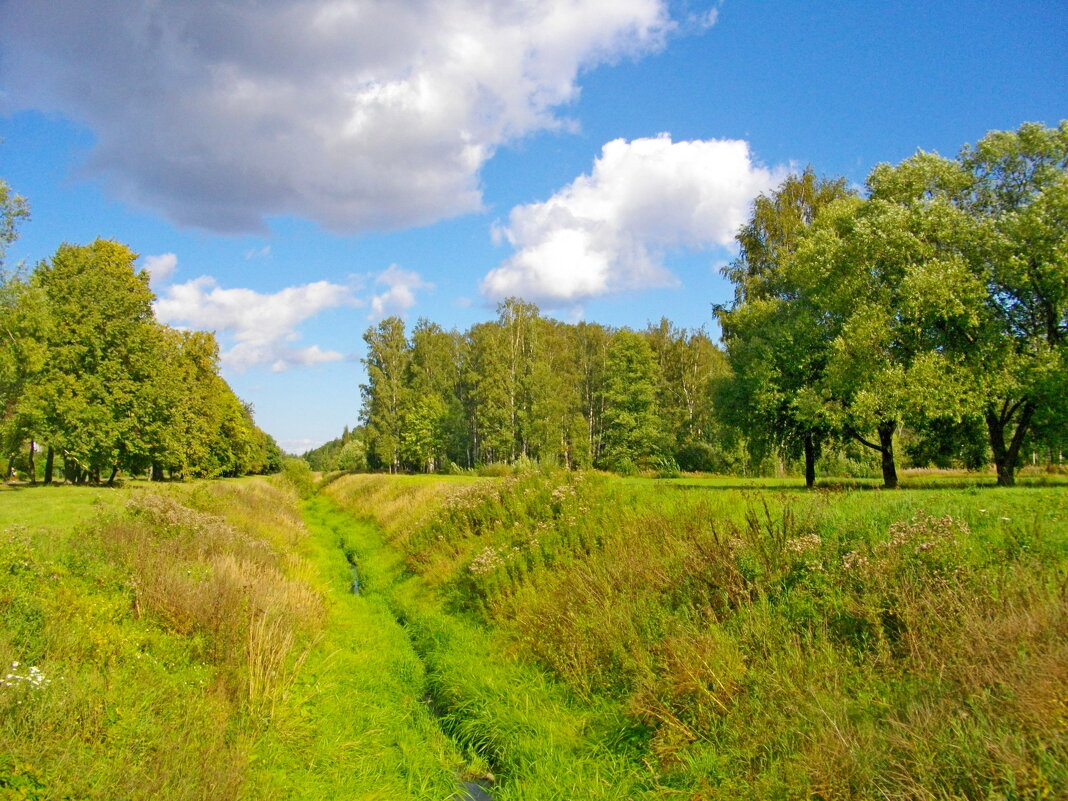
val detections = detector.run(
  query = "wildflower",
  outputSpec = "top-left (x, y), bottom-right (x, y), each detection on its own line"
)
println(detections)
top-left (1, 662), bottom-right (50, 690)
top-left (842, 551), bottom-right (869, 572)
top-left (786, 534), bottom-right (821, 554)
top-left (469, 547), bottom-right (504, 575)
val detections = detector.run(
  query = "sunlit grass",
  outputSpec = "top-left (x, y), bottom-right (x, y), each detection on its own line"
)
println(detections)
top-left (0, 477), bottom-right (469, 800)
top-left (326, 470), bottom-right (1068, 799)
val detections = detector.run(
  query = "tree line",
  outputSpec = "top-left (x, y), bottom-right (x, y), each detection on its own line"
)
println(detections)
top-left (351, 305), bottom-right (733, 476)
top-left (0, 190), bottom-right (283, 484)
top-left (349, 123), bottom-right (1066, 486)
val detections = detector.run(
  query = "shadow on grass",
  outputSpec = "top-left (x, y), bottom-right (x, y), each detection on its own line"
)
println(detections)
top-left (660, 476), bottom-right (1068, 492)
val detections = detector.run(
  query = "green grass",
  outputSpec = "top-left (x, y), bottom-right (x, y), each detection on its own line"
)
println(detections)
top-left (247, 496), bottom-right (465, 800)
top-left (313, 491), bottom-right (656, 800)
top-left (5, 472), bottom-right (1064, 799)
top-left (0, 478), bottom-right (507, 800)
top-left (325, 470), bottom-right (1068, 800)
top-left (0, 482), bottom-right (129, 534)
top-left (1, 484), bottom-right (253, 799)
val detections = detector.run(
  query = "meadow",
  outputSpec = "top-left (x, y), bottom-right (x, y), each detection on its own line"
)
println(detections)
top-left (1, 469), bottom-right (1065, 799)
top-left (323, 470), bottom-right (1068, 799)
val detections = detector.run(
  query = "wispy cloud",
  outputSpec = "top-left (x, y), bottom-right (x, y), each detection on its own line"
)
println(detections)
top-left (369, 264), bottom-right (433, 319)
top-left (483, 134), bottom-right (785, 306)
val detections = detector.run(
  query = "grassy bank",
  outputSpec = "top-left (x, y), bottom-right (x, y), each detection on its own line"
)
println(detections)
top-left (325, 471), bottom-right (1068, 799)
top-left (4, 472), bottom-right (1063, 798)
top-left (308, 493), bottom-right (654, 799)
top-left (0, 479), bottom-right (466, 800)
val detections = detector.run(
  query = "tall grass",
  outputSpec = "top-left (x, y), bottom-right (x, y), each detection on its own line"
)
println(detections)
top-left (0, 477), bottom-right (468, 800)
top-left (314, 490), bottom-right (656, 800)
top-left (326, 471), bottom-right (1068, 799)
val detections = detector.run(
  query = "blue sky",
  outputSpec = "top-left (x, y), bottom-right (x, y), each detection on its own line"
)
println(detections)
top-left (1, 0), bottom-right (1065, 452)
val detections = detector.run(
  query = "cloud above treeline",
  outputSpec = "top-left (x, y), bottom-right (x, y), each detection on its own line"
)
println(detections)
top-left (0, 0), bottom-right (678, 233)
top-left (369, 265), bottom-right (433, 320)
top-left (483, 134), bottom-right (785, 306)
top-left (149, 256), bottom-right (433, 372)
top-left (153, 273), bottom-right (356, 373)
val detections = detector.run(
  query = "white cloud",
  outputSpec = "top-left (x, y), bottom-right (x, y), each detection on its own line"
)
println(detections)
top-left (482, 134), bottom-right (785, 306)
top-left (278, 437), bottom-right (322, 455)
top-left (142, 252), bottom-right (178, 284)
top-left (154, 276), bottom-right (354, 372)
top-left (0, 0), bottom-right (688, 233)
top-left (369, 265), bottom-right (432, 319)
top-left (244, 245), bottom-right (271, 260)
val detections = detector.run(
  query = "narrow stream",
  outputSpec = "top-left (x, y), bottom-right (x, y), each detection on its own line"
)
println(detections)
top-left (343, 548), bottom-right (495, 801)
top-left (458, 780), bottom-right (494, 801)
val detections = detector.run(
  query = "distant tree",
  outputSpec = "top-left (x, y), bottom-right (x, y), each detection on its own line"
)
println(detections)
top-left (361, 317), bottom-right (410, 472)
top-left (0, 177), bottom-right (42, 479)
top-left (599, 330), bottom-right (666, 472)
top-left (462, 320), bottom-right (513, 465)
top-left (788, 183), bottom-right (990, 489)
top-left (957, 122), bottom-right (1068, 485)
top-left (644, 319), bottom-right (730, 468)
top-left (31, 240), bottom-right (171, 484)
top-left (0, 271), bottom-right (50, 480)
top-left (336, 435), bottom-right (367, 472)
top-left (569, 321), bottom-right (611, 465)
top-left (0, 178), bottom-right (30, 268)
top-left (524, 318), bottom-right (583, 468)
top-left (403, 318), bottom-right (464, 471)
top-left (862, 122), bottom-right (1068, 485)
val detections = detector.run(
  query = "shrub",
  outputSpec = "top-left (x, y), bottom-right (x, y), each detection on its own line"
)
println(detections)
top-left (280, 457), bottom-right (316, 498)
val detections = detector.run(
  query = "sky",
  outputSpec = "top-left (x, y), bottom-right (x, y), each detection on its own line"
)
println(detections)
top-left (0, 1), bottom-right (1065, 453)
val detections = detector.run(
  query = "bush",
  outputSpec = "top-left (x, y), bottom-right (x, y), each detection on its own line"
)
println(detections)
top-left (674, 441), bottom-right (717, 473)
top-left (280, 458), bottom-right (316, 499)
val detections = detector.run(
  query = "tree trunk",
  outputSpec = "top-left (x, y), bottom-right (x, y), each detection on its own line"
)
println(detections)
top-left (985, 400), bottom-right (1035, 487)
top-left (27, 441), bottom-right (36, 485)
top-left (44, 446), bottom-right (54, 485)
top-left (803, 432), bottom-right (817, 488)
top-left (106, 465), bottom-right (119, 486)
top-left (848, 422), bottom-right (898, 489)
top-left (878, 421), bottom-right (898, 489)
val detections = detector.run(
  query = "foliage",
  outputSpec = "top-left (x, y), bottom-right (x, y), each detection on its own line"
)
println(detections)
top-left (717, 168), bottom-right (855, 487)
top-left (718, 123), bottom-right (1068, 487)
top-left (0, 479), bottom-right (474, 800)
top-left (357, 300), bottom-right (731, 476)
top-left (0, 231), bottom-right (278, 483)
top-left (598, 329), bottom-right (666, 471)
top-left (0, 177), bottom-right (30, 268)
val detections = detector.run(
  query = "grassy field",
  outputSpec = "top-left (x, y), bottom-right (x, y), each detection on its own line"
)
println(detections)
top-left (2, 471), bottom-right (1065, 799)
top-left (0, 478), bottom-right (470, 799)
top-left (325, 470), bottom-right (1068, 800)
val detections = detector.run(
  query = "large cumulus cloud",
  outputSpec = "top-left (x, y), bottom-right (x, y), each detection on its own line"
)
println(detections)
top-left (482, 134), bottom-right (785, 306)
top-left (0, 0), bottom-right (675, 233)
